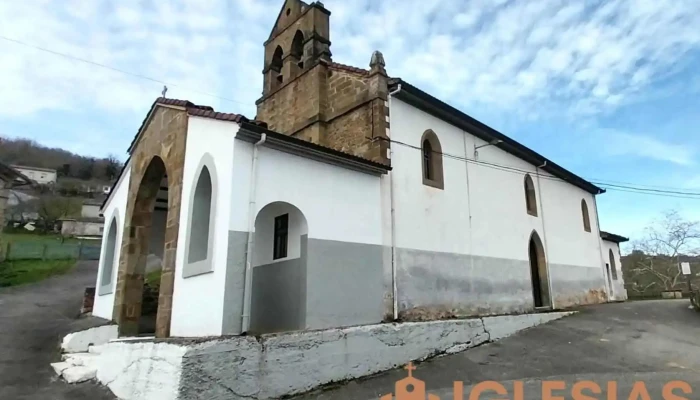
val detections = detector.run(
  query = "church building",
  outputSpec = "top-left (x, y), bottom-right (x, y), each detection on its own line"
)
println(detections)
top-left (93, 0), bottom-right (627, 338)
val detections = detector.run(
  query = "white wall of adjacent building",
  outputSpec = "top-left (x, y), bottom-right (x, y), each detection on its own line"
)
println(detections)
top-left (93, 165), bottom-right (131, 321)
top-left (11, 165), bottom-right (57, 185)
top-left (602, 239), bottom-right (627, 300)
top-left (389, 98), bottom-right (603, 268)
top-left (170, 116), bottom-right (236, 337)
top-left (229, 141), bottom-right (383, 246)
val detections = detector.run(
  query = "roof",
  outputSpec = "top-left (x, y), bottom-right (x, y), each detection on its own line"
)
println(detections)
top-left (59, 217), bottom-right (104, 223)
top-left (83, 199), bottom-right (104, 206)
top-left (388, 79), bottom-right (605, 195)
top-left (103, 96), bottom-right (389, 210)
top-left (0, 162), bottom-right (33, 187)
top-left (127, 97), bottom-right (251, 154)
top-left (238, 122), bottom-right (391, 175)
top-left (600, 231), bottom-right (629, 243)
top-left (328, 62), bottom-right (368, 75)
top-left (10, 165), bottom-right (57, 173)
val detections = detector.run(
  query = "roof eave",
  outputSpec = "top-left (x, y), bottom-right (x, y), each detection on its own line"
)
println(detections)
top-left (601, 231), bottom-right (630, 243)
top-left (389, 80), bottom-right (605, 195)
top-left (238, 122), bottom-right (390, 176)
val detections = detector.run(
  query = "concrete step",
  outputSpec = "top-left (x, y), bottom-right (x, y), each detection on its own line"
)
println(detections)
top-left (62, 366), bottom-right (97, 384)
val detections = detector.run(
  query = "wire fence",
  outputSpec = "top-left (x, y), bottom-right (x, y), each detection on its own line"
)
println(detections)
top-left (3, 241), bottom-right (101, 261)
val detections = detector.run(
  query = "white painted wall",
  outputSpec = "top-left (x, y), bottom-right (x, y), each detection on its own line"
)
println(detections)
top-left (253, 202), bottom-right (308, 266)
top-left (93, 165), bottom-right (132, 320)
top-left (389, 98), bottom-right (603, 267)
top-left (11, 165), bottom-right (57, 185)
top-left (230, 142), bottom-right (383, 246)
top-left (82, 204), bottom-right (102, 218)
top-left (602, 239), bottom-right (627, 300)
top-left (170, 116), bottom-right (236, 337)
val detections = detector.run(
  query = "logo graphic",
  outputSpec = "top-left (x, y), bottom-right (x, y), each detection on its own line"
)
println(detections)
top-left (381, 363), bottom-right (439, 400)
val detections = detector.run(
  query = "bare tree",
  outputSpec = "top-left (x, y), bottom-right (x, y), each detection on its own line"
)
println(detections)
top-left (35, 195), bottom-right (81, 233)
top-left (104, 154), bottom-right (122, 180)
top-left (5, 191), bottom-right (38, 225)
top-left (628, 210), bottom-right (700, 292)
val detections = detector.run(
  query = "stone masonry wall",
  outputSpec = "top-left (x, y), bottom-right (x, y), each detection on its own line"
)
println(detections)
top-left (257, 65), bottom-right (324, 138)
top-left (255, 1), bottom-right (389, 165)
top-left (113, 106), bottom-right (188, 338)
top-left (257, 63), bottom-right (390, 165)
top-left (327, 69), bottom-right (370, 114)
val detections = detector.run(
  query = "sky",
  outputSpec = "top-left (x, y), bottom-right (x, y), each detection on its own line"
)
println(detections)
top-left (1, 0), bottom-right (699, 247)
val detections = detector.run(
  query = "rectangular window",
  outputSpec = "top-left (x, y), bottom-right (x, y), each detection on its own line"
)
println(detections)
top-left (273, 214), bottom-right (289, 260)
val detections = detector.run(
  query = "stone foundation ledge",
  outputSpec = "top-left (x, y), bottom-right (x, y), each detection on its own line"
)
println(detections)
top-left (52, 311), bottom-right (574, 400)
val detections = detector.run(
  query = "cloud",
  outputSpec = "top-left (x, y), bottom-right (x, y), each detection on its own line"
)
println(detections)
top-left (0, 0), bottom-right (270, 118)
top-left (684, 175), bottom-right (700, 189)
top-left (327, 0), bottom-right (700, 118)
top-left (605, 131), bottom-right (695, 166)
top-left (0, 0), bottom-right (699, 123)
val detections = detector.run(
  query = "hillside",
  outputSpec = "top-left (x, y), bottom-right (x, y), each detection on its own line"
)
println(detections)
top-left (0, 136), bottom-right (123, 182)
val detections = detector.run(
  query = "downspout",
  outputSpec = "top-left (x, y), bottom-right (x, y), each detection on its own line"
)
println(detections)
top-left (593, 191), bottom-right (610, 300)
top-left (535, 161), bottom-right (554, 309)
top-left (462, 129), bottom-right (474, 284)
top-left (241, 132), bottom-right (267, 333)
top-left (388, 84), bottom-right (401, 320)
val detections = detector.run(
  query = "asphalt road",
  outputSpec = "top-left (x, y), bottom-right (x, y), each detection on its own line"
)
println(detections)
top-left (298, 300), bottom-right (700, 400)
top-left (2, 260), bottom-right (699, 400)
top-left (0, 260), bottom-right (114, 400)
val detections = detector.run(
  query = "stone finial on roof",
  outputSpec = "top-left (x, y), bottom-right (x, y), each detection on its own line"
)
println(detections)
top-left (369, 50), bottom-right (386, 75)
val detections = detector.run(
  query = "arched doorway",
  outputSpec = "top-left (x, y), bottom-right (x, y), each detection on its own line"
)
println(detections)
top-left (249, 201), bottom-right (308, 333)
top-left (528, 231), bottom-right (551, 308)
top-left (115, 156), bottom-right (173, 336)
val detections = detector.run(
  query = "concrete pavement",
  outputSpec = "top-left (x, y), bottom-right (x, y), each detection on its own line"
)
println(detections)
top-left (1, 260), bottom-right (698, 400)
top-left (0, 260), bottom-right (114, 400)
top-left (296, 300), bottom-right (700, 399)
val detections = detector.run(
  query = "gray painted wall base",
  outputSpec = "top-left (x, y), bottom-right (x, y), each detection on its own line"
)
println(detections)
top-left (83, 312), bottom-right (574, 400)
top-left (396, 247), bottom-right (608, 318)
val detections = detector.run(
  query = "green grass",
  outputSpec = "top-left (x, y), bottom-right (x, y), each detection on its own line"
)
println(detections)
top-left (145, 269), bottom-right (162, 287)
top-left (0, 259), bottom-right (76, 287)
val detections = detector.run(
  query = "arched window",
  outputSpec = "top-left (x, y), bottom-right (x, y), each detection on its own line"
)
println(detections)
top-left (271, 46), bottom-right (283, 72)
top-left (581, 199), bottom-right (591, 232)
top-left (291, 30), bottom-right (304, 66)
top-left (99, 216), bottom-right (118, 294)
top-left (271, 45), bottom-right (284, 84)
top-left (609, 249), bottom-right (618, 280)
top-left (524, 174), bottom-right (537, 216)
top-left (423, 140), bottom-right (433, 179)
top-left (421, 130), bottom-right (444, 189)
top-left (188, 166), bottom-right (213, 264)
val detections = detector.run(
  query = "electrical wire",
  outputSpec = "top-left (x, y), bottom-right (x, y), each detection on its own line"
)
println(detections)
top-left (0, 34), bottom-right (254, 108)
top-left (388, 138), bottom-right (700, 200)
top-left (3, 35), bottom-right (696, 199)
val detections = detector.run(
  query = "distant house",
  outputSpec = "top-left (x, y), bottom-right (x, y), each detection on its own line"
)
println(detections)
top-left (11, 165), bottom-right (57, 185)
top-left (601, 231), bottom-right (630, 301)
top-left (60, 217), bottom-right (104, 238)
top-left (59, 199), bottom-right (105, 238)
top-left (81, 199), bottom-right (103, 218)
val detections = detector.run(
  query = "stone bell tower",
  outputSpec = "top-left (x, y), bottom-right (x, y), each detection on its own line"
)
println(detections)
top-left (256, 0), bottom-right (391, 165)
